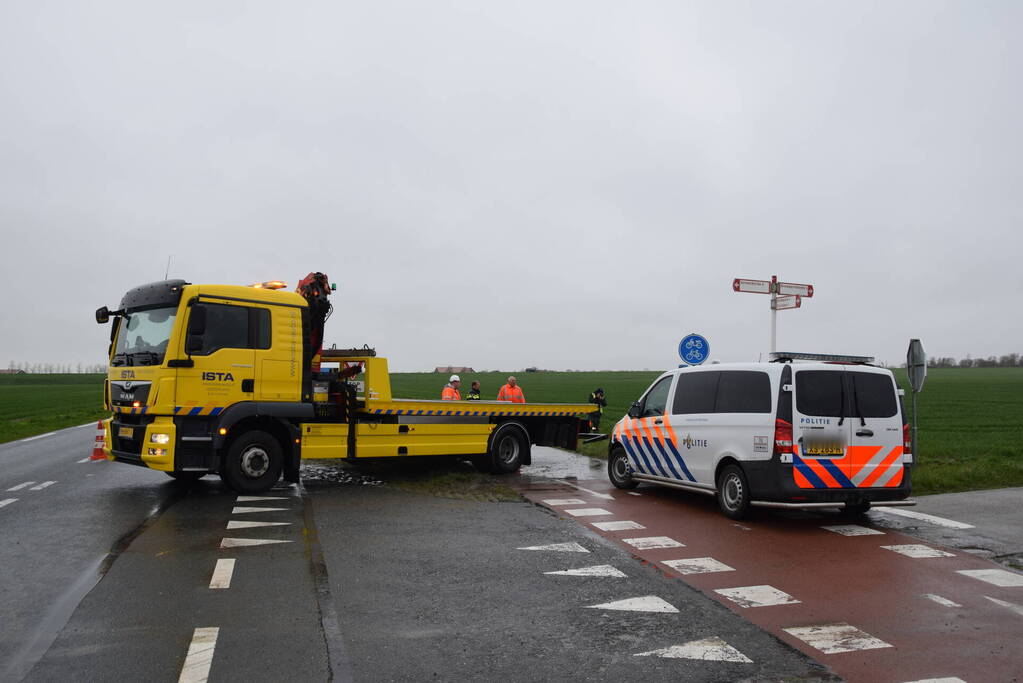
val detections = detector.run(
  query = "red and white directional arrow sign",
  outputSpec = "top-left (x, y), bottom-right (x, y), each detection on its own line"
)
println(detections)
top-left (777, 282), bottom-right (814, 298)
top-left (732, 278), bottom-right (773, 294)
top-left (771, 294), bottom-right (801, 310)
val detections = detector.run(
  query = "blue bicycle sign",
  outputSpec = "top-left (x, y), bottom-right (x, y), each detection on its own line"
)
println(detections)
top-left (678, 333), bottom-right (710, 366)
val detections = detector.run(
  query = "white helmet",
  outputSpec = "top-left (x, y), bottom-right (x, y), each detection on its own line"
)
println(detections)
top-left (449, 374), bottom-right (460, 382)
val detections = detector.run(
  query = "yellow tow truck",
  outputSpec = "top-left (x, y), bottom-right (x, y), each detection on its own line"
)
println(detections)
top-left (95, 274), bottom-right (593, 493)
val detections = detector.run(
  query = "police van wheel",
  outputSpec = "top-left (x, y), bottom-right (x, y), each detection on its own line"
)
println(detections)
top-left (222, 431), bottom-right (283, 494)
top-left (717, 464), bottom-right (750, 520)
top-left (489, 424), bottom-right (529, 474)
top-left (608, 447), bottom-right (638, 489)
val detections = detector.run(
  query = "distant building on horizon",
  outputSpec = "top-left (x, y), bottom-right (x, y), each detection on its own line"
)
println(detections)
top-left (434, 366), bottom-right (475, 374)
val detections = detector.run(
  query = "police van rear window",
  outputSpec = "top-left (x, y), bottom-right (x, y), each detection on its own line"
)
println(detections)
top-left (796, 370), bottom-right (898, 418)
top-left (795, 371), bottom-right (844, 417)
top-left (850, 372), bottom-right (897, 418)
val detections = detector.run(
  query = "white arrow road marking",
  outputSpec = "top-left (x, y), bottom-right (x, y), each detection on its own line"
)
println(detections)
top-left (586, 596), bottom-right (678, 613)
top-left (984, 596), bottom-right (1023, 617)
top-left (558, 480), bottom-right (614, 500)
top-left (876, 507), bottom-right (974, 529)
top-left (517, 542), bottom-right (589, 553)
top-left (783, 623), bottom-right (891, 654)
top-left (822, 525), bottom-right (885, 536)
top-left (236, 496), bottom-right (290, 502)
top-left (591, 520), bottom-right (645, 532)
top-left (220, 538), bottom-right (293, 548)
top-left (715, 585), bottom-right (800, 608)
top-left (623, 536), bottom-right (684, 550)
top-left (957, 569), bottom-right (1023, 587)
top-left (178, 627), bottom-right (219, 683)
top-left (231, 507), bottom-right (289, 514)
top-left (663, 558), bottom-right (735, 575)
top-left (923, 594), bottom-right (961, 608)
top-left (6, 482), bottom-right (34, 491)
top-left (209, 559), bottom-right (235, 589)
top-left (541, 498), bottom-right (587, 506)
top-left (544, 565), bottom-right (627, 578)
top-left (29, 481), bottom-right (56, 491)
top-left (635, 636), bottom-right (753, 663)
top-left (0, 499), bottom-right (17, 509)
top-left (563, 508), bottom-right (612, 517)
top-left (227, 521), bottom-right (292, 530)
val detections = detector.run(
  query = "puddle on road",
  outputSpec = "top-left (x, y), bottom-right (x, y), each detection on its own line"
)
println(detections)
top-left (520, 446), bottom-right (606, 482)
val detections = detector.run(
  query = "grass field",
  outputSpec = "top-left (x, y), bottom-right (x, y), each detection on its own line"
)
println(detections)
top-left (3, 368), bottom-right (1021, 496)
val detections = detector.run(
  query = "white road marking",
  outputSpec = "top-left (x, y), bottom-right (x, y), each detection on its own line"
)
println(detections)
top-left (900, 678), bottom-right (966, 683)
top-left (923, 594), bottom-right (961, 608)
top-left (209, 559), bottom-right (235, 589)
top-left (876, 507), bottom-right (974, 529)
top-left (634, 636), bottom-right (753, 663)
top-left (219, 538), bottom-right (293, 548)
top-left (236, 496), bottom-right (290, 502)
top-left (29, 481), bottom-right (56, 491)
top-left (517, 542), bottom-right (589, 553)
top-left (6, 482), bottom-right (34, 491)
top-left (984, 596), bottom-right (1023, 617)
top-left (822, 524), bottom-right (885, 536)
top-left (623, 536), bottom-right (684, 550)
top-left (783, 623), bottom-right (892, 654)
top-left (586, 596), bottom-right (678, 613)
top-left (544, 565), bottom-right (627, 578)
top-left (541, 498), bottom-right (587, 506)
top-left (231, 506), bottom-right (288, 514)
top-left (0, 499), bottom-right (17, 509)
top-left (178, 626), bottom-right (219, 683)
top-left (626, 492), bottom-right (642, 496)
top-left (591, 520), bottom-right (645, 532)
top-left (226, 521), bottom-right (292, 530)
top-left (76, 457), bottom-right (91, 463)
top-left (882, 544), bottom-right (955, 559)
top-left (557, 480), bottom-right (614, 500)
top-left (715, 585), bottom-right (800, 608)
top-left (563, 508), bottom-right (612, 517)
top-left (957, 569), bottom-right (1023, 587)
top-left (20, 431), bottom-right (56, 442)
top-left (663, 557), bottom-right (735, 575)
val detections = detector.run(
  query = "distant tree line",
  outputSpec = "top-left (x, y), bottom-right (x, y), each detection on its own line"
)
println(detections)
top-left (6, 361), bottom-right (107, 374)
top-left (902, 353), bottom-right (1023, 369)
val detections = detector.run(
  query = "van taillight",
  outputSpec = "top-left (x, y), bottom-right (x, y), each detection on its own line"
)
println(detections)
top-left (903, 423), bottom-right (911, 454)
top-left (774, 419), bottom-right (793, 455)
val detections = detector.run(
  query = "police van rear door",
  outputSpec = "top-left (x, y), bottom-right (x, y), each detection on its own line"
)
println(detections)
top-left (791, 367), bottom-right (853, 489)
top-left (845, 368), bottom-right (905, 489)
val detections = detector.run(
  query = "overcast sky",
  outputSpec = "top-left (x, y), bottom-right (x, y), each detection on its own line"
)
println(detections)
top-left (1, 1), bottom-right (1020, 373)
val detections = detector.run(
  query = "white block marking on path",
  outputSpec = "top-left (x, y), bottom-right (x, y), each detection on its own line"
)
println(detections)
top-left (958, 569), bottom-right (1023, 587)
top-left (783, 623), bottom-right (892, 654)
top-left (517, 542), bottom-right (589, 553)
top-left (236, 496), bottom-right (290, 502)
top-left (542, 498), bottom-right (586, 506)
top-left (6, 482), bottom-right (34, 491)
top-left (663, 557), bottom-right (735, 575)
top-left (623, 536), bottom-right (684, 550)
top-left (923, 594), bottom-right (962, 608)
top-left (984, 596), bottom-right (1023, 617)
top-left (563, 508), bottom-right (612, 517)
top-left (0, 499), bottom-right (17, 509)
top-left (558, 480), bottom-right (614, 500)
top-left (220, 538), bottom-right (292, 548)
top-left (882, 544), bottom-right (955, 559)
top-left (822, 525), bottom-right (885, 536)
top-left (876, 507), bottom-right (974, 529)
top-left (635, 636), bottom-right (752, 663)
top-left (586, 596), bottom-right (679, 613)
top-left (178, 626), bottom-right (219, 683)
top-left (209, 559), bottom-right (235, 589)
top-left (29, 481), bottom-right (56, 491)
top-left (231, 507), bottom-right (288, 514)
top-left (545, 565), bottom-right (627, 578)
top-left (715, 585), bottom-right (800, 608)
top-left (227, 520), bottom-right (292, 530)
top-left (591, 520), bottom-right (645, 531)
top-left (900, 678), bottom-right (966, 683)
top-left (626, 492), bottom-right (642, 496)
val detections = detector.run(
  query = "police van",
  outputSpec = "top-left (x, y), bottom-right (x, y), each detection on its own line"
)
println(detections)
top-left (608, 352), bottom-right (915, 519)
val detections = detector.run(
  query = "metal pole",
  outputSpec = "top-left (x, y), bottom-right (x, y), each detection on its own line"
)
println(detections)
top-left (912, 391), bottom-right (919, 460)
top-left (770, 275), bottom-right (777, 353)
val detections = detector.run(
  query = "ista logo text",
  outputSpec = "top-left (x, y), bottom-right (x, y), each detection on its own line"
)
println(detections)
top-left (201, 372), bottom-right (235, 382)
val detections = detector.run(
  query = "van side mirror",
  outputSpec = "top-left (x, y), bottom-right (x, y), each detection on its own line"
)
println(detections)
top-left (627, 401), bottom-right (641, 419)
top-left (95, 306), bottom-right (110, 324)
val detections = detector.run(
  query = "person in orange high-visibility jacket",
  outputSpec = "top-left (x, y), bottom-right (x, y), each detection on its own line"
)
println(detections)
top-left (441, 375), bottom-right (461, 400)
top-left (496, 376), bottom-right (525, 403)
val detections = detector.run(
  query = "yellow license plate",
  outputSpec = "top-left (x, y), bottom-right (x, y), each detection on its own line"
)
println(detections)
top-left (118, 427), bottom-right (134, 439)
top-left (805, 445), bottom-right (843, 456)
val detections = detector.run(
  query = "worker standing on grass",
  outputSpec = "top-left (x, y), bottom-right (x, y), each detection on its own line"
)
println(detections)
top-left (466, 381), bottom-right (482, 400)
top-left (441, 375), bottom-right (461, 400)
top-left (497, 376), bottom-right (525, 403)
top-left (588, 388), bottom-right (606, 431)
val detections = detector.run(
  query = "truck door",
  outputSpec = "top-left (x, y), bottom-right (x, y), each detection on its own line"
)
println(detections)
top-left (253, 304), bottom-right (301, 402)
top-left (175, 301), bottom-right (255, 416)
top-left (791, 368), bottom-right (853, 490)
top-left (844, 370), bottom-right (905, 489)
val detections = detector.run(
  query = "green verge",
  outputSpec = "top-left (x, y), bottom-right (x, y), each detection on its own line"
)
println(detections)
top-left (0, 374), bottom-right (107, 443)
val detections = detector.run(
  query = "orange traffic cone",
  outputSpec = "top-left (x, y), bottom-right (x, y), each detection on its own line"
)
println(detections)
top-left (90, 421), bottom-right (107, 460)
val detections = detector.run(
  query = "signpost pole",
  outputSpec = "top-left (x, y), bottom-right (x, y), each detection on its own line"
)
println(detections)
top-left (770, 275), bottom-right (778, 353)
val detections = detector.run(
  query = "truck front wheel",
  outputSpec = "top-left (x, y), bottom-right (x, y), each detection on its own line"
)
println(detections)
top-left (222, 430), bottom-right (283, 494)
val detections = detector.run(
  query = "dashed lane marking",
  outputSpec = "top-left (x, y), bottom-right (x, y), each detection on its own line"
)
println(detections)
top-left (881, 544), bottom-right (955, 559)
top-left (544, 565), bottom-right (627, 578)
top-left (226, 520), bottom-right (292, 530)
top-left (923, 594), bottom-right (962, 608)
top-left (20, 432), bottom-right (56, 442)
top-left (209, 559), bottom-right (235, 589)
top-left (591, 520), bottom-right (645, 531)
top-left (231, 506), bottom-right (289, 514)
top-left (220, 538), bottom-right (293, 548)
top-left (715, 585), bottom-right (800, 608)
top-left (562, 508), bottom-right (612, 517)
top-left (0, 499), bottom-right (17, 509)
top-left (634, 636), bottom-right (753, 663)
top-left (876, 507), bottom-right (975, 529)
top-left (235, 496), bottom-right (290, 502)
top-left (29, 481), bottom-right (56, 491)
top-left (557, 480), bottom-right (614, 500)
top-left (984, 596), bottom-right (1023, 617)
top-left (586, 596), bottom-right (679, 613)
top-left (622, 536), bottom-right (684, 550)
top-left (783, 623), bottom-right (892, 654)
top-left (821, 524), bottom-right (885, 536)
top-left (517, 542), bottom-right (589, 552)
top-left (957, 569), bottom-right (1023, 587)
top-left (6, 482), bottom-right (34, 491)
top-left (663, 557), bottom-right (735, 575)
top-left (541, 498), bottom-right (587, 506)
top-left (178, 626), bottom-right (219, 683)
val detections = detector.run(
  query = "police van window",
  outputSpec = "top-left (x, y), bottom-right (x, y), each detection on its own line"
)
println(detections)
top-left (672, 371), bottom-right (719, 415)
top-left (850, 372), bottom-right (897, 418)
top-left (715, 371), bottom-right (772, 413)
top-left (640, 376), bottom-right (673, 417)
top-left (196, 303), bottom-right (249, 355)
top-left (795, 371), bottom-right (844, 417)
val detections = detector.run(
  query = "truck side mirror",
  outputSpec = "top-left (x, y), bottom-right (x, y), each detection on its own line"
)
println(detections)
top-left (627, 401), bottom-right (641, 419)
top-left (95, 306), bottom-right (110, 324)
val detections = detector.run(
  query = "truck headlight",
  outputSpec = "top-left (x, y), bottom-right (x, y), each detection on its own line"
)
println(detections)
top-left (150, 433), bottom-right (171, 444)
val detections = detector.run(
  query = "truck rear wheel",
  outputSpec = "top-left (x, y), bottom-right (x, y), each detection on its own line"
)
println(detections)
top-left (489, 423), bottom-right (529, 474)
top-left (717, 464), bottom-right (750, 520)
top-left (608, 446), bottom-right (638, 489)
top-left (221, 430), bottom-right (283, 494)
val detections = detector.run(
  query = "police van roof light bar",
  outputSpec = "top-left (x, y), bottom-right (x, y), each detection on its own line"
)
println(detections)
top-left (770, 352), bottom-right (875, 364)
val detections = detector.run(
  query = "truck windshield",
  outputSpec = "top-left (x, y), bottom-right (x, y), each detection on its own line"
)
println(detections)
top-left (112, 306), bottom-right (177, 366)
